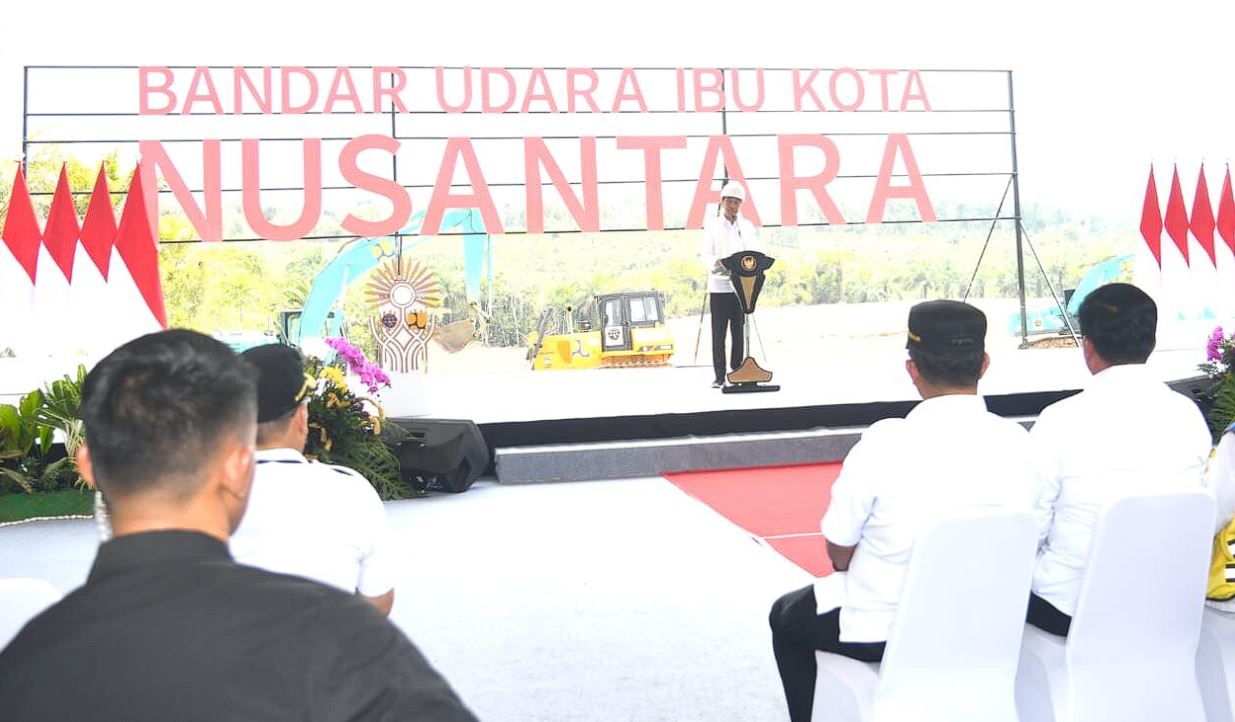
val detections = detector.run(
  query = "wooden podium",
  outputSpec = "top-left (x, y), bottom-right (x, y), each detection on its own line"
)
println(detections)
top-left (720, 250), bottom-right (779, 394)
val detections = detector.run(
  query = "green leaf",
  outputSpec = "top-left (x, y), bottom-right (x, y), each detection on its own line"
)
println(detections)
top-left (37, 425), bottom-right (54, 458)
top-left (18, 390), bottom-right (42, 420)
top-left (1211, 374), bottom-right (1235, 443)
top-left (0, 405), bottom-right (34, 456)
top-left (0, 467), bottom-right (34, 494)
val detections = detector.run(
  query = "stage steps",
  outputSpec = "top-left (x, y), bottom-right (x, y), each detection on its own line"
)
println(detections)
top-left (493, 427), bottom-right (865, 484)
top-left (492, 417), bottom-right (1036, 484)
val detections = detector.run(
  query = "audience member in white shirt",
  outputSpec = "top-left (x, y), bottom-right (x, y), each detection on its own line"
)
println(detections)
top-left (1027, 283), bottom-right (1212, 635)
top-left (231, 344), bottom-right (398, 616)
top-left (769, 301), bottom-right (1040, 722)
top-left (699, 181), bottom-right (757, 388)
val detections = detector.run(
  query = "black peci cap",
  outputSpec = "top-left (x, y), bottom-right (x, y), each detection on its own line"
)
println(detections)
top-left (240, 344), bottom-right (312, 423)
top-left (906, 300), bottom-right (987, 352)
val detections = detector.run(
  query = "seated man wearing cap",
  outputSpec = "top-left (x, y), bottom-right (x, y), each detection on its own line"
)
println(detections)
top-left (0, 330), bottom-right (475, 721)
top-left (230, 344), bottom-right (398, 615)
top-left (700, 181), bottom-right (758, 389)
top-left (1027, 283), bottom-right (1211, 635)
top-left (768, 301), bottom-right (1040, 722)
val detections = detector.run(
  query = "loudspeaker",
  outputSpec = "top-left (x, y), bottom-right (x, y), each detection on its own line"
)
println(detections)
top-left (1168, 375), bottom-right (1219, 416)
top-left (392, 419), bottom-right (488, 493)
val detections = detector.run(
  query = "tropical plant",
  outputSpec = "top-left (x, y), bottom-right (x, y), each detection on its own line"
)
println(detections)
top-left (1203, 327), bottom-right (1235, 442)
top-left (0, 402), bottom-right (37, 493)
top-left (0, 387), bottom-right (80, 494)
top-left (302, 355), bottom-right (407, 500)
top-left (31, 365), bottom-right (88, 487)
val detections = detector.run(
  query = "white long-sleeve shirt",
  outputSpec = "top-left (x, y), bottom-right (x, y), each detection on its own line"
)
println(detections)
top-left (231, 448), bottom-right (397, 597)
top-left (818, 394), bottom-right (1040, 642)
top-left (1029, 363), bottom-right (1213, 615)
top-left (700, 213), bottom-right (758, 293)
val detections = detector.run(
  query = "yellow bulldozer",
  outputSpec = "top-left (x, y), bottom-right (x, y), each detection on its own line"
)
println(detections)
top-left (527, 291), bottom-right (675, 370)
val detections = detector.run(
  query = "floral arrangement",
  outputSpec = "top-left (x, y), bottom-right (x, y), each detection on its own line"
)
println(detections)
top-left (304, 344), bottom-right (407, 500)
top-left (1202, 326), bottom-right (1235, 441)
top-left (324, 336), bottom-right (391, 394)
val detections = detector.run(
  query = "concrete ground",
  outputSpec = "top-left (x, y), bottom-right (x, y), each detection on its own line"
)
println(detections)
top-left (0, 475), bottom-right (812, 722)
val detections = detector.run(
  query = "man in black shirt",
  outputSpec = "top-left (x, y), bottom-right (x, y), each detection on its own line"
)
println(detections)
top-left (0, 330), bottom-right (477, 722)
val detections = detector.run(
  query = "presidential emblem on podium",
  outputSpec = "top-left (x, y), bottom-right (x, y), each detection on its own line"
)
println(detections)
top-left (721, 250), bottom-right (779, 394)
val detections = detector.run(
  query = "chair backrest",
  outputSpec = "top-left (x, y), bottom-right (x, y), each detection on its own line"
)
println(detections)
top-left (0, 577), bottom-right (62, 651)
top-left (1066, 490), bottom-right (1214, 722)
top-left (874, 507), bottom-right (1038, 721)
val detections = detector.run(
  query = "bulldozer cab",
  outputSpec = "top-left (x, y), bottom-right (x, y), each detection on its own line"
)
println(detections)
top-left (528, 290), bottom-right (673, 371)
top-left (597, 292), bottom-right (664, 352)
top-left (278, 309), bottom-right (339, 347)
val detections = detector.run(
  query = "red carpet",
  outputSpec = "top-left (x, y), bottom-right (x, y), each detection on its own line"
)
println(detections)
top-left (664, 463), bottom-right (842, 577)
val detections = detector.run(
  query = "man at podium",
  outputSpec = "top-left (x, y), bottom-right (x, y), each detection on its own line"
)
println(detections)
top-left (700, 181), bottom-right (758, 389)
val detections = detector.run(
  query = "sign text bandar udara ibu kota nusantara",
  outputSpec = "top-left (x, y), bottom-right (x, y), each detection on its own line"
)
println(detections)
top-left (136, 66), bottom-right (939, 241)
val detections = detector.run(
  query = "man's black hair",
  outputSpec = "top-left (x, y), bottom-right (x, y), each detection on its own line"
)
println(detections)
top-left (79, 329), bottom-right (256, 499)
top-left (1077, 283), bottom-right (1157, 365)
top-left (908, 343), bottom-right (985, 388)
top-left (256, 406), bottom-right (300, 447)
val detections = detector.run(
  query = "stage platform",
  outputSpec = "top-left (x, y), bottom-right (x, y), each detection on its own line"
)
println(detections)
top-left (387, 344), bottom-right (1212, 480)
top-left (1, 338), bottom-right (1212, 482)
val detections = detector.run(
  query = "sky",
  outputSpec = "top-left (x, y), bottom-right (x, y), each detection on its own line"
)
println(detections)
top-left (2, 0), bottom-right (1235, 226)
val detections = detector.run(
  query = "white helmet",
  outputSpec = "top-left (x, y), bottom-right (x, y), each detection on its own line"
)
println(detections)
top-left (720, 181), bottom-right (746, 202)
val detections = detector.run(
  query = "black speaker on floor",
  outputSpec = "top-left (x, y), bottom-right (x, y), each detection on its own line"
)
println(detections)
top-left (392, 419), bottom-right (488, 493)
top-left (1168, 375), bottom-right (1219, 417)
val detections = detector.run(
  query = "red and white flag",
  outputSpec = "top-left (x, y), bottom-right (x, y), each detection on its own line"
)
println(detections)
top-left (34, 167), bottom-right (81, 355)
top-left (0, 162), bottom-right (167, 363)
top-left (72, 165), bottom-right (123, 354)
top-left (108, 164), bottom-right (166, 345)
top-left (0, 165), bottom-right (41, 357)
top-left (1217, 166), bottom-right (1235, 321)
top-left (1140, 166), bottom-right (1163, 268)
top-left (1189, 165), bottom-right (1219, 320)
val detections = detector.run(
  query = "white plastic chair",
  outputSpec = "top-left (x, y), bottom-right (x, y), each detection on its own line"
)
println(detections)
top-left (813, 508), bottom-right (1039, 722)
top-left (1015, 491), bottom-right (1214, 722)
top-left (0, 577), bottom-right (62, 651)
top-left (1198, 607), bottom-right (1235, 722)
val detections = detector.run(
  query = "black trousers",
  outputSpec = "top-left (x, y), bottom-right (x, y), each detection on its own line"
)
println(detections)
top-left (769, 586), bottom-right (886, 722)
top-left (710, 292), bottom-right (744, 384)
top-left (1026, 591), bottom-right (1072, 636)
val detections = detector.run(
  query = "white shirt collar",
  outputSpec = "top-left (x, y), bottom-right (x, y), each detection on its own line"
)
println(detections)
top-left (905, 393), bottom-right (986, 421)
top-left (255, 447), bottom-right (307, 463)
top-left (1085, 362), bottom-right (1153, 390)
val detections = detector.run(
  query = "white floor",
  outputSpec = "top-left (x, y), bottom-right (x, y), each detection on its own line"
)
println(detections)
top-left (0, 476), bottom-right (812, 722)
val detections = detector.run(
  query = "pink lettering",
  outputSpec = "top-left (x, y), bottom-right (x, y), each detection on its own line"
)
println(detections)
top-left (612, 68), bottom-right (647, 112)
top-left (481, 68), bottom-right (516, 113)
top-left (339, 135), bottom-right (412, 236)
top-left (242, 139), bottom-right (323, 241)
top-left (139, 67), bottom-right (176, 115)
top-left (867, 134), bottom-right (936, 223)
top-left (373, 67), bottom-right (409, 113)
top-left (182, 67), bottom-right (222, 115)
top-left (280, 67), bottom-right (319, 114)
top-left (828, 68), bottom-right (864, 112)
top-left (323, 67), bottom-right (362, 114)
top-left (693, 68), bottom-right (725, 112)
top-left (137, 139), bottom-right (223, 241)
top-left (436, 67), bottom-right (472, 113)
top-left (524, 137), bottom-right (599, 232)
top-left (422, 138), bottom-right (504, 235)
top-left (233, 67), bottom-right (272, 114)
top-left (777, 135), bottom-right (845, 226)
top-left (616, 135), bottom-right (687, 231)
top-left (688, 136), bottom-right (760, 228)
top-left (566, 68), bottom-right (600, 113)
